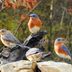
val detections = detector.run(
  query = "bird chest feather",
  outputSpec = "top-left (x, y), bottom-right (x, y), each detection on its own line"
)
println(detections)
top-left (28, 18), bottom-right (42, 28)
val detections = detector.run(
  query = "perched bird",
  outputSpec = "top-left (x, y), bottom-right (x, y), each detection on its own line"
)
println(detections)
top-left (0, 29), bottom-right (21, 48)
top-left (28, 13), bottom-right (42, 34)
top-left (25, 48), bottom-right (51, 62)
top-left (54, 38), bottom-right (72, 60)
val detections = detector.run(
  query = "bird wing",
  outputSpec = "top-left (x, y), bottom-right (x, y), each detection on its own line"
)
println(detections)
top-left (26, 48), bottom-right (41, 56)
top-left (2, 32), bottom-right (21, 44)
top-left (61, 45), bottom-right (71, 56)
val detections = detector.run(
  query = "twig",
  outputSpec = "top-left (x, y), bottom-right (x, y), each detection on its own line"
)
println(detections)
top-left (60, 0), bottom-right (68, 30)
top-left (0, 0), bottom-right (5, 12)
top-left (68, 17), bottom-right (72, 46)
top-left (60, 9), bottom-right (65, 29)
top-left (14, 0), bottom-right (42, 35)
top-left (0, 6), bottom-right (5, 12)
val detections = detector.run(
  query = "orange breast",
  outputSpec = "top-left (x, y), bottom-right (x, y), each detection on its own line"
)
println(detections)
top-left (57, 47), bottom-right (68, 55)
top-left (55, 43), bottom-right (68, 56)
top-left (28, 18), bottom-right (42, 29)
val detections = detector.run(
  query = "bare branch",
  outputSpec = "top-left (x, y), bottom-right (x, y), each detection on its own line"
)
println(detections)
top-left (0, 0), bottom-right (5, 12)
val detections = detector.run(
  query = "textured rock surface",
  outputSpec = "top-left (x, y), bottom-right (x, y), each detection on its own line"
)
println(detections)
top-left (37, 61), bottom-right (72, 72)
top-left (0, 60), bottom-right (36, 72)
top-left (0, 60), bottom-right (72, 72)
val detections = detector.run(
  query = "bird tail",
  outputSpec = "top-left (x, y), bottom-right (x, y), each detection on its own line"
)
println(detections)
top-left (11, 44), bottom-right (31, 52)
top-left (42, 52), bottom-right (51, 58)
top-left (18, 44), bottom-right (31, 49)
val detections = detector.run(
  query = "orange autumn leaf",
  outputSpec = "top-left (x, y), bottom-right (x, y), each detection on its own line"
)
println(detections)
top-left (26, 0), bottom-right (35, 2)
top-left (4, 0), bottom-right (39, 10)
top-left (5, 0), bottom-right (17, 9)
top-left (5, 0), bottom-right (12, 8)
top-left (25, 0), bottom-right (38, 10)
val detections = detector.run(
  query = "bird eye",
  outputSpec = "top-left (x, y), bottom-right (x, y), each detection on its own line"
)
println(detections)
top-left (35, 52), bottom-right (39, 54)
top-left (32, 15), bottom-right (36, 17)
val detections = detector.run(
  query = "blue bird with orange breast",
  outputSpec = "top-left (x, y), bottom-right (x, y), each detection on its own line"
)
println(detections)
top-left (54, 38), bottom-right (72, 60)
top-left (28, 13), bottom-right (42, 34)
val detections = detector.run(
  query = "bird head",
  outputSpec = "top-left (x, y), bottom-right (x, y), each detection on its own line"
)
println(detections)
top-left (26, 48), bottom-right (40, 57)
top-left (0, 29), bottom-right (7, 35)
top-left (29, 13), bottom-right (39, 18)
top-left (54, 37), bottom-right (67, 45)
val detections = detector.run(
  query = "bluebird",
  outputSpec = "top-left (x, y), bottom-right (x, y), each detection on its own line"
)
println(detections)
top-left (28, 13), bottom-right (42, 34)
top-left (0, 29), bottom-right (21, 48)
top-left (25, 48), bottom-right (51, 62)
top-left (54, 38), bottom-right (72, 60)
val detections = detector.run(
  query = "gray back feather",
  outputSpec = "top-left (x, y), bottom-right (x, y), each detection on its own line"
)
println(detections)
top-left (2, 31), bottom-right (21, 44)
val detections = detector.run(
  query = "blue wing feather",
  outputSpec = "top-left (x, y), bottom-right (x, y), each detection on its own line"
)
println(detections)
top-left (61, 45), bottom-right (71, 56)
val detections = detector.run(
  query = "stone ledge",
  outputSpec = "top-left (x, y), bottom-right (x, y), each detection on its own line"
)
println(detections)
top-left (0, 60), bottom-right (72, 72)
top-left (37, 61), bottom-right (72, 72)
top-left (0, 60), bottom-right (36, 72)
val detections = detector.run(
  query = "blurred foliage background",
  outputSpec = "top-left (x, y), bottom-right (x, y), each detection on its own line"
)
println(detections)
top-left (0, 0), bottom-right (72, 62)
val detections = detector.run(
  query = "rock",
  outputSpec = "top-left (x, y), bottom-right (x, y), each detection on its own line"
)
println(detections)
top-left (0, 60), bottom-right (36, 72)
top-left (0, 31), bottom-right (47, 63)
top-left (0, 60), bottom-right (72, 72)
top-left (23, 31), bottom-right (47, 47)
top-left (1, 48), bottom-right (11, 58)
top-left (37, 61), bottom-right (72, 72)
